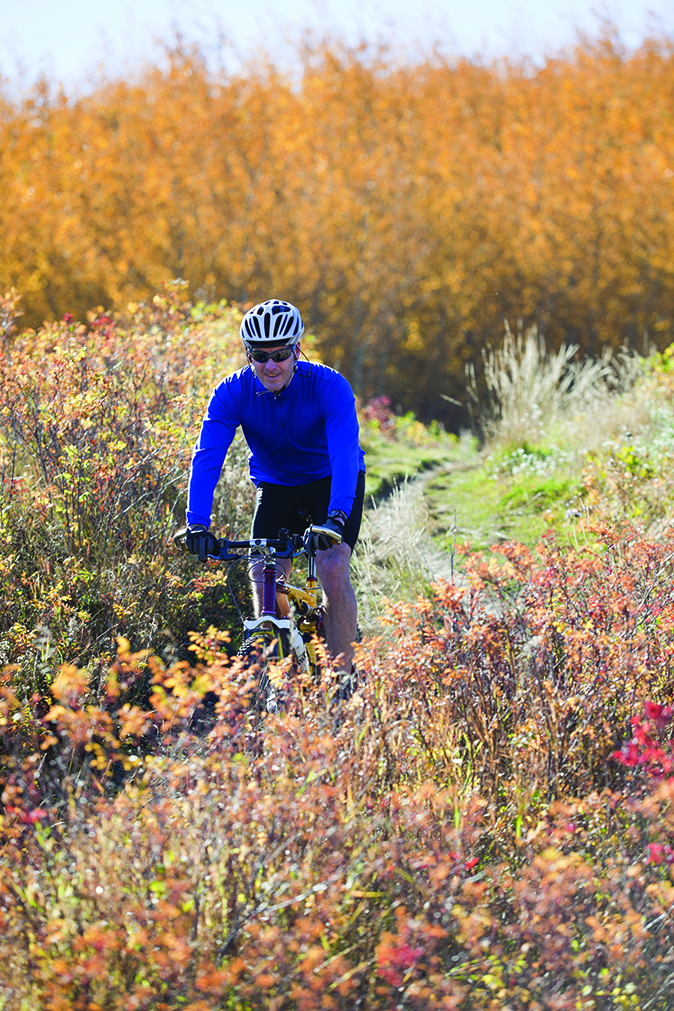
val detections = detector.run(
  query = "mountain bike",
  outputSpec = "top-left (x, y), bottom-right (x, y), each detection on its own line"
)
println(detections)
top-left (175, 528), bottom-right (330, 716)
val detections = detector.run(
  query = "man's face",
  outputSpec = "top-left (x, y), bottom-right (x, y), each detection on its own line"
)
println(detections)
top-left (248, 343), bottom-right (299, 393)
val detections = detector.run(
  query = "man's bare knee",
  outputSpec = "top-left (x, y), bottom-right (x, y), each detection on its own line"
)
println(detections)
top-left (316, 543), bottom-right (352, 592)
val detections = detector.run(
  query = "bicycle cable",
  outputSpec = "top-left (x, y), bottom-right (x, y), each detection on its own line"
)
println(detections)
top-left (224, 556), bottom-right (249, 623)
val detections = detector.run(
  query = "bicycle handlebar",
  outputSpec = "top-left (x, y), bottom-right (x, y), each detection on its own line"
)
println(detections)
top-left (218, 534), bottom-right (306, 561)
top-left (173, 527), bottom-right (308, 561)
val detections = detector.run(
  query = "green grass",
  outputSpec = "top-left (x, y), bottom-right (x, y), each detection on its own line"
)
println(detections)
top-left (428, 463), bottom-right (586, 552)
top-left (363, 440), bottom-right (452, 502)
top-left (361, 338), bottom-right (674, 575)
top-left (361, 423), bottom-right (589, 556)
top-left (365, 441), bottom-right (587, 556)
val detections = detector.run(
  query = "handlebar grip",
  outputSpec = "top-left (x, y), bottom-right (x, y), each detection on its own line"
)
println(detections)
top-left (174, 527), bottom-right (228, 558)
top-left (307, 524), bottom-right (342, 545)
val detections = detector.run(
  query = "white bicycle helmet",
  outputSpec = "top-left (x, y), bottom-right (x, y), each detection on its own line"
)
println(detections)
top-left (240, 299), bottom-right (304, 348)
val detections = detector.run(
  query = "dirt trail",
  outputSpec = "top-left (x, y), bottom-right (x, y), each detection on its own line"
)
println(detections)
top-left (354, 459), bottom-right (509, 636)
top-left (364, 462), bottom-right (471, 589)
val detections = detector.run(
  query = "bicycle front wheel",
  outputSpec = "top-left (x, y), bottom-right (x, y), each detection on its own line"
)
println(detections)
top-left (237, 629), bottom-right (293, 716)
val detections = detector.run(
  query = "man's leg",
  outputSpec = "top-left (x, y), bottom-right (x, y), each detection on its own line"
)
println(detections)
top-left (315, 541), bottom-right (358, 671)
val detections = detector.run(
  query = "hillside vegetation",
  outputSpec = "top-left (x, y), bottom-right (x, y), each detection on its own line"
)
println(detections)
top-left (1, 289), bottom-right (674, 1008)
top-left (3, 30), bottom-right (674, 421)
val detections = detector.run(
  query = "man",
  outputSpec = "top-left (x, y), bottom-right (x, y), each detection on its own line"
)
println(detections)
top-left (184, 299), bottom-right (365, 677)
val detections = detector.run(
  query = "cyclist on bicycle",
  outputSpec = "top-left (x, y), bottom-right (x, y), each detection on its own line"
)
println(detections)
top-left (184, 299), bottom-right (366, 679)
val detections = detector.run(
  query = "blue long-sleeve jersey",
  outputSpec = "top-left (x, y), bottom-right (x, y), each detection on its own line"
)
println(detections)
top-left (186, 360), bottom-right (366, 528)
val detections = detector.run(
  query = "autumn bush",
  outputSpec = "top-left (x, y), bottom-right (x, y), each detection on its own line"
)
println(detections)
top-left (2, 520), bottom-right (674, 1008)
top-left (4, 29), bottom-right (674, 422)
top-left (2, 290), bottom-right (674, 1006)
top-left (2, 345), bottom-right (674, 1008)
top-left (0, 282), bottom-right (251, 691)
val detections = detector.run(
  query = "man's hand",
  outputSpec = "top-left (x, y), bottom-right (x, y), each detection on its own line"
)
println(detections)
top-left (304, 510), bottom-right (346, 552)
top-left (185, 524), bottom-right (221, 562)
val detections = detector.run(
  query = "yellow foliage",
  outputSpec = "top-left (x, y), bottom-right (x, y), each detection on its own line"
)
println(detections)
top-left (2, 33), bottom-right (674, 418)
top-left (51, 664), bottom-right (90, 704)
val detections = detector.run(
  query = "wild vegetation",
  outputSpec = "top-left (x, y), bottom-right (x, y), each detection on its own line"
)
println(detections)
top-left (1, 286), bottom-right (674, 1008)
top-left (3, 29), bottom-right (674, 422)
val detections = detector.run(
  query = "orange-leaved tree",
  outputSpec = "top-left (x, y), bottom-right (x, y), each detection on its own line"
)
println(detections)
top-left (2, 31), bottom-right (674, 421)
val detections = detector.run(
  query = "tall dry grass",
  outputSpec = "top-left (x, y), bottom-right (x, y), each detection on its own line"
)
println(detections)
top-left (470, 322), bottom-right (649, 452)
top-left (352, 480), bottom-right (436, 633)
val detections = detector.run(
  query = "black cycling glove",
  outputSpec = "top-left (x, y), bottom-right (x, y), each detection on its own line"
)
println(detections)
top-left (304, 510), bottom-right (347, 552)
top-left (185, 524), bottom-right (220, 562)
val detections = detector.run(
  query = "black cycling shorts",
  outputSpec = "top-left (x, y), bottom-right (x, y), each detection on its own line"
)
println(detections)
top-left (251, 470), bottom-right (366, 553)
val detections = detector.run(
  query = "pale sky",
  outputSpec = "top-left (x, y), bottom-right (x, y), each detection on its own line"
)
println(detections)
top-left (1, 0), bottom-right (674, 92)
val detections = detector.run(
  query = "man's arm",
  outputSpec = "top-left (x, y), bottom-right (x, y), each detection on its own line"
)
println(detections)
top-left (186, 382), bottom-right (240, 528)
top-left (321, 373), bottom-right (364, 517)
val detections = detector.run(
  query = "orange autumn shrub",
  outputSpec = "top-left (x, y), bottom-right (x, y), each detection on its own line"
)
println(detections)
top-left (1, 523), bottom-right (674, 1008)
top-left (3, 31), bottom-right (674, 422)
top-left (0, 283), bottom-right (248, 682)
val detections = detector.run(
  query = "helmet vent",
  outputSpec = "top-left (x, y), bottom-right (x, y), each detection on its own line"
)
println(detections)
top-left (241, 300), bottom-right (304, 348)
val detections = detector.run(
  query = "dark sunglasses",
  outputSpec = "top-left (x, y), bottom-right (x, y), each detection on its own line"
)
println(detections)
top-left (248, 348), bottom-right (296, 364)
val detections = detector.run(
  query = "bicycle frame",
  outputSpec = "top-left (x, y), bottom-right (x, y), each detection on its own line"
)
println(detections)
top-left (174, 526), bottom-right (327, 689)
top-left (216, 533), bottom-right (322, 677)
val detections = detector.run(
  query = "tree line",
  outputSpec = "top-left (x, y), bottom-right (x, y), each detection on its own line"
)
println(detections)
top-left (2, 30), bottom-right (674, 424)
